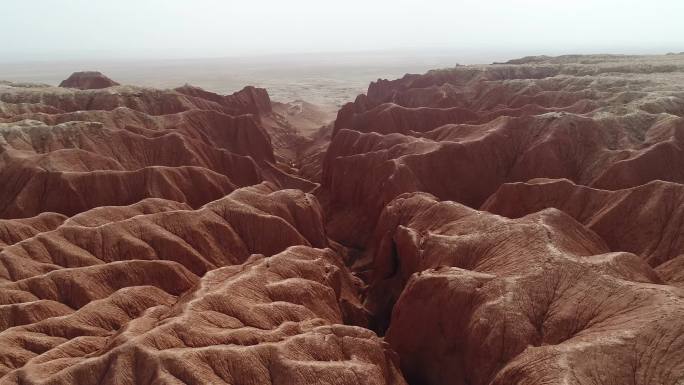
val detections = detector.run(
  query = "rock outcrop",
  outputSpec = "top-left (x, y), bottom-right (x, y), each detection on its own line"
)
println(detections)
top-left (0, 78), bottom-right (315, 218)
top-left (59, 71), bottom-right (120, 90)
top-left (319, 55), bottom-right (684, 384)
top-left (0, 241), bottom-right (404, 384)
top-left (368, 192), bottom-right (684, 385)
top-left (0, 182), bottom-right (408, 384)
top-left (175, 84), bottom-right (273, 115)
top-left (482, 178), bottom-right (684, 268)
top-left (321, 54), bottom-right (684, 247)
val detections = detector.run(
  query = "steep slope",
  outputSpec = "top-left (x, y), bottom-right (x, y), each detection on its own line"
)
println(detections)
top-left (0, 246), bottom-right (404, 385)
top-left (2, 55), bottom-right (684, 385)
top-left (0, 183), bottom-right (406, 384)
top-left (321, 54), bottom-right (684, 247)
top-left (482, 178), bottom-right (684, 268)
top-left (367, 192), bottom-right (684, 385)
top-left (318, 55), bottom-right (684, 384)
top-left (0, 182), bottom-right (327, 283)
top-left (0, 76), bottom-right (314, 218)
top-left (0, 213), bottom-right (66, 249)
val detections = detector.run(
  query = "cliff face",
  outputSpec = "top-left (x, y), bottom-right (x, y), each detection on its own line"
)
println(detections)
top-left (369, 192), bottom-right (683, 385)
top-left (175, 84), bottom-right (273, 115)
top-left (315, 54), bottom-right (684, 384)
top-left (321, 55), bottom-right (684, 246)
top-left (2, 54), bottom-right (684, 385)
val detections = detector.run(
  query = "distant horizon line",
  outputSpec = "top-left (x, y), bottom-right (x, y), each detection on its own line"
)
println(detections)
top-left (1, 45), bottom-right (682, 65)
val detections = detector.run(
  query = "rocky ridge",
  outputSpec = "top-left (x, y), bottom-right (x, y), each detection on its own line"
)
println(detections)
top-left (0, 54), bottom-right (683, 384)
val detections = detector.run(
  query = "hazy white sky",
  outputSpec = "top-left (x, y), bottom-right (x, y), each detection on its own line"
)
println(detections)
top-left (1, 0), bottom-right (683, 61)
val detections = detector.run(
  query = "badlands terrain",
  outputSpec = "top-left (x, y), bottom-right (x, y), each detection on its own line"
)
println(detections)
top-left (0, 53), bottom-right (683, 384)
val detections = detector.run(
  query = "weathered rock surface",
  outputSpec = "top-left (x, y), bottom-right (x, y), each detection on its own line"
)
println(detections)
top-left (318, 55), bottom-right (684, 384)
top-left (0, 213), bottom-right (66, 249)
top-left (0, 181), bottom-right (407, 384)
top-left (2, 55), bottom-right (684, 384)
top-left (368, 192), bottom-right (684, 385)
top-left (657, 255), bottom-right (684, 288)
top-left (0, 244), bottom-right (404, 384)
top-left (0, 79), bottom-right (315, 218)
top-left (322, 54), bottom-right (684, 247)
top-left (175, 84), bottom-right (273, 116)
top-left (482, 178), bottom-right (684, 268)
top-left (0, 182), bottom-right (327, 283)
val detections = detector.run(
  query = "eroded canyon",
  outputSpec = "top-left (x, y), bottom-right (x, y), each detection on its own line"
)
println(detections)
top-left (1, 54), bottom-right (683, 384)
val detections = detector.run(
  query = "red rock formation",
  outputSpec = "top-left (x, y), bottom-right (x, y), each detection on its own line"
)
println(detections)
top-left (0, 246), bottom-right (404, 385)
top-left (175, 84), bottom-right (273, 115)
top-left (63, 198), bottom-right (191, 227)
top-left (482, 178), bottom-right (684, 267)
top-left (367, 192), bottom-right (683, 385)
top-left (2, 55), bottom-right (684, 385)
top-left (0, 182), bottom-right (327, 282)
top-left (59, 71), bottom-right (120, 90)
top-left (656, 255), bottom-right (684, 288)
top-left (0, 80), bottom-right (317, 218)
top-left (0, 213), bottom-right (66, 248)
top-left (2, 108), bottom-right (276, 162)
top-left (1, 81), bottom-right (231, 115)
top-left (317, 55), bottom-right (684, 384)
top-left (0, 181), bottom-right (404, 384)
top-left (321, 55), bottom-right (684, 247)
top-left (324, 115), bottom-right (683, 246)
top-left (298, 123), bottom-right (334, 183)
top-left (335, 102), bottom-right (479, 135)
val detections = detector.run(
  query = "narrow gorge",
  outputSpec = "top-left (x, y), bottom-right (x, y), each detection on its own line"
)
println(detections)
top-left (1, 54), bottom-right (684, 385)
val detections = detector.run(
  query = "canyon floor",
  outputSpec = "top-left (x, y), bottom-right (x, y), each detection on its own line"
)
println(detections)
top-left (0, 53), bottom-right (683, 385)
